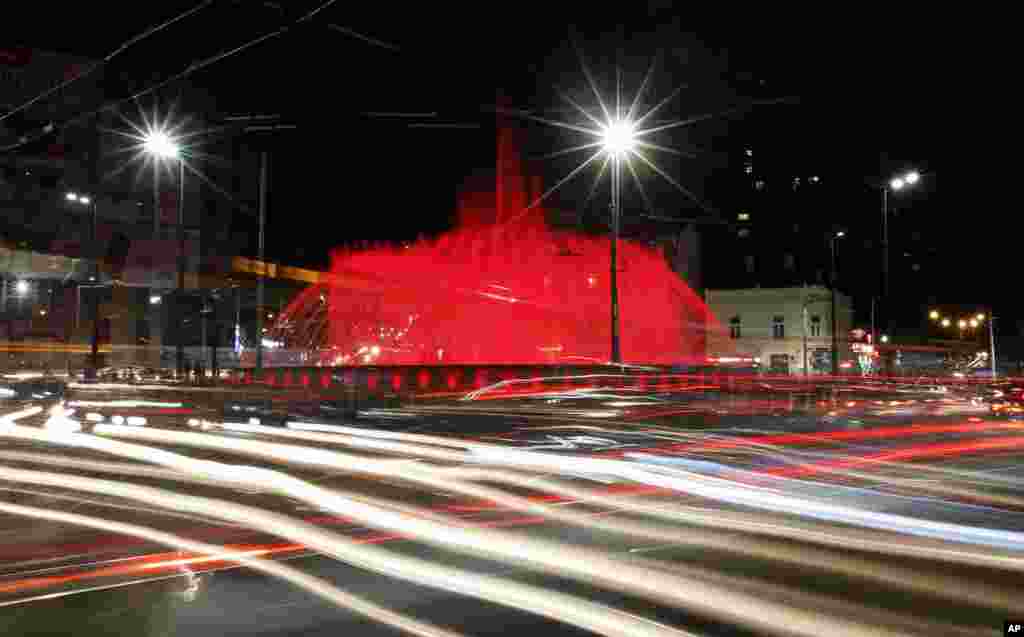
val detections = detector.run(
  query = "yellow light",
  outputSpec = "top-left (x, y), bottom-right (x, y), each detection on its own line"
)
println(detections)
top-left (941, 318), bottom-right (950, 327)
top-left (929, 310), bottom-right (939, 320)
top-left (976, 313), bottom-right (985, 321)
top-left (958, 319), bottom-right (967, 329)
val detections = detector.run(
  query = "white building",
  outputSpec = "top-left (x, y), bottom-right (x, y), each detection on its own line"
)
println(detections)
top-left (705, 286), bottom-right (854, 374)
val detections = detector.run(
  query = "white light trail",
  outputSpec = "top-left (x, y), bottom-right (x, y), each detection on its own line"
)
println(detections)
top-left (82, 425), bottom-right (918, 637)
top-left (0, 500), bottom-right (462, 637)
top-left (0, 464), bottom-right (689, 637)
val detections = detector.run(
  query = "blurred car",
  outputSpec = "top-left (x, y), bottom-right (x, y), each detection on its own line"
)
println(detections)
top-left (987, 386), bottom-right (1024, 417)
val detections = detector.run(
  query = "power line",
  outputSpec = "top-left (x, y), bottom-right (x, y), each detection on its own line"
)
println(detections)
top-left (0, 1), bottom-right (216, 127)
top-left (3, 0), bottom-right (341, 154)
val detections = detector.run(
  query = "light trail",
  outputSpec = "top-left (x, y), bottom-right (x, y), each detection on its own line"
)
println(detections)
top-left (92, 422), bottom-right (1024, 553)
top-left (3, 419), bottom-right (919, 637)
top-left (74, 425), bottom-right (995, 635)
top-left (0, 465), bottom-right (692, 637)
top-left (0, 501), bottom-right (462, 637)
top-left (5, 397), bottom-right (1024, 634)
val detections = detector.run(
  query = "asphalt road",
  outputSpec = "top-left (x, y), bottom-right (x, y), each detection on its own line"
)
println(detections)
top-left (1, 374), bottom-right (1021, 636)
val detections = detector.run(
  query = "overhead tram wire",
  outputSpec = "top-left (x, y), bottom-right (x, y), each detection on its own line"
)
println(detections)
top-left (0, 0), bottom-right (217, 127)
top-left (2, 0), bottom-right (350, 154)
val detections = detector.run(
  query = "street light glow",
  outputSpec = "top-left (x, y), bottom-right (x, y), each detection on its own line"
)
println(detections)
top-left (65, 192), bottom-right (78, 201)
top-left (890, 177), bottom-right (904, 190)
top-left (880, 334), bottom-right (889, 343)
top-left (941, 318), bottom-right (951, 327)
top-left (600, 119), bottom-right (637, 156)
top-left (142, 130), bottom-right (181, 159)
top-left (970, 318), bottom-right (979, 328)
top-left (958, 319), bottom-right (968, 329)
top-left (79, 196), bottom-right (90, 205)
top-left (976, 313), bottom-right (985, 321)
top-left (835, 231), bottom-right (846, 238)
top-left (929, 310), bottom-right (939, 320)
top-left (15, 280), bottom-right (29, 295)
top-left (905, 171), bottom-right (920, 185)
top-left (149, 295), bottom-right (162, 305)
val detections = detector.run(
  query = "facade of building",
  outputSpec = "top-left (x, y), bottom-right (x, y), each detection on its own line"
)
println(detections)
top-left (705, 286), bottom-right (854, 374)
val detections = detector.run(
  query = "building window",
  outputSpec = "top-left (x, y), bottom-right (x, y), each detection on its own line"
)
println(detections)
top-left (772, 315), bottom-right (785, 339)
top-left (729, 316), bottom-right (741, 339)
top-left (810, 315), bottom-right (822, 337)
top-left (745, 255), bottom-right (755, 273)
top-left (783, 253), bottom-right (795, 270)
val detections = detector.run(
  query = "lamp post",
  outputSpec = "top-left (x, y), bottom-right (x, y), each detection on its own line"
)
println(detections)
top-left (830, 230), bottom-right (846, 375)
top-left (600, 118), bottom-right (636, 365)
top-left (989, 315), bottom-right (998, 378)
top-left (142, 131), bottom-right (185, 376)
top-left (67, 191), bottom-right (100, 377)
top-left (881, 170), bottom-right (921, 332)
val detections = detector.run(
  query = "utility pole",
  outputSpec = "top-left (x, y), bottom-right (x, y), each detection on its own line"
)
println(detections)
top-left (175, 160), bottom-right (186, 377)
top-left (255, 151), bottom-right (268, 373)
top-left (830, 232), bottom-right (844, 376)
top-left (89, 197), bottom-right (100, 378)
top-left (990, 315), bottom-right (998, 379)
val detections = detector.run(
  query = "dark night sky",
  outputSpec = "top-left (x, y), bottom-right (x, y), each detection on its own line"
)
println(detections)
top-left (8, 4), bottom-right (994, 325)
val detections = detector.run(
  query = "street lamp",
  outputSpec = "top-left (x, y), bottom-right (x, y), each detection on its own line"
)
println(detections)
top-left (67, 190), bottom-right (101, 376)
top-left (881, 169), bottom-right (923, 332)
top-left (600, 117), bottom-right (637, 365)
top-left (830, 230), bottom-right (846, 375)
top-left (941, 318), bottom-right (950, 327)
top-left (15, 279), bottom-right (29, 296)
top-left (929, 309), bottom-right (940, 320)
top-left (142, 129), bottom-right (186, 376)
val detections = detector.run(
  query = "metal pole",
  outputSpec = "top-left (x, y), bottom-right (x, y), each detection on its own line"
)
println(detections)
top-left (609, 154), bottom-right (621, 365)
top-left (89, 198), bottom-right (100, 378)
top-left (831, 237), bottom-right (839, 376)
top-left (802, 295), bottom-right (809, 378)
top-left (881, 187), bottom-right (888, 332)
top-left (200, 293), bottom-right (208, 380)
top-left (990, 316), bottom-right (997, 379)
top-left (255, 151), bottom-right (268, 373)
top-left (175, 160), bottom-right (186, 376)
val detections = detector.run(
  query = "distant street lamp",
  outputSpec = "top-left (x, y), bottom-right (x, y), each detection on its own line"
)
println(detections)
top-left (142, 129), bottom-right (186, 376)
top-left (15, 279), bottom-right (29, 296)
top-left (67, 190), bottom-right (101, 376)
top-left (881, 169), bottom-right (923, 332)
top-left (830, 230), bottom-right (846, 375)
top-left (929, 309), bottom-right (939, 320)
top-left (941, 318), bottom-right (950, 327)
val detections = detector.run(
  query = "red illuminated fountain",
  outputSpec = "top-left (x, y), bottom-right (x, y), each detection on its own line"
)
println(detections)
top-left (269, 118), bottom-right (716, 367)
